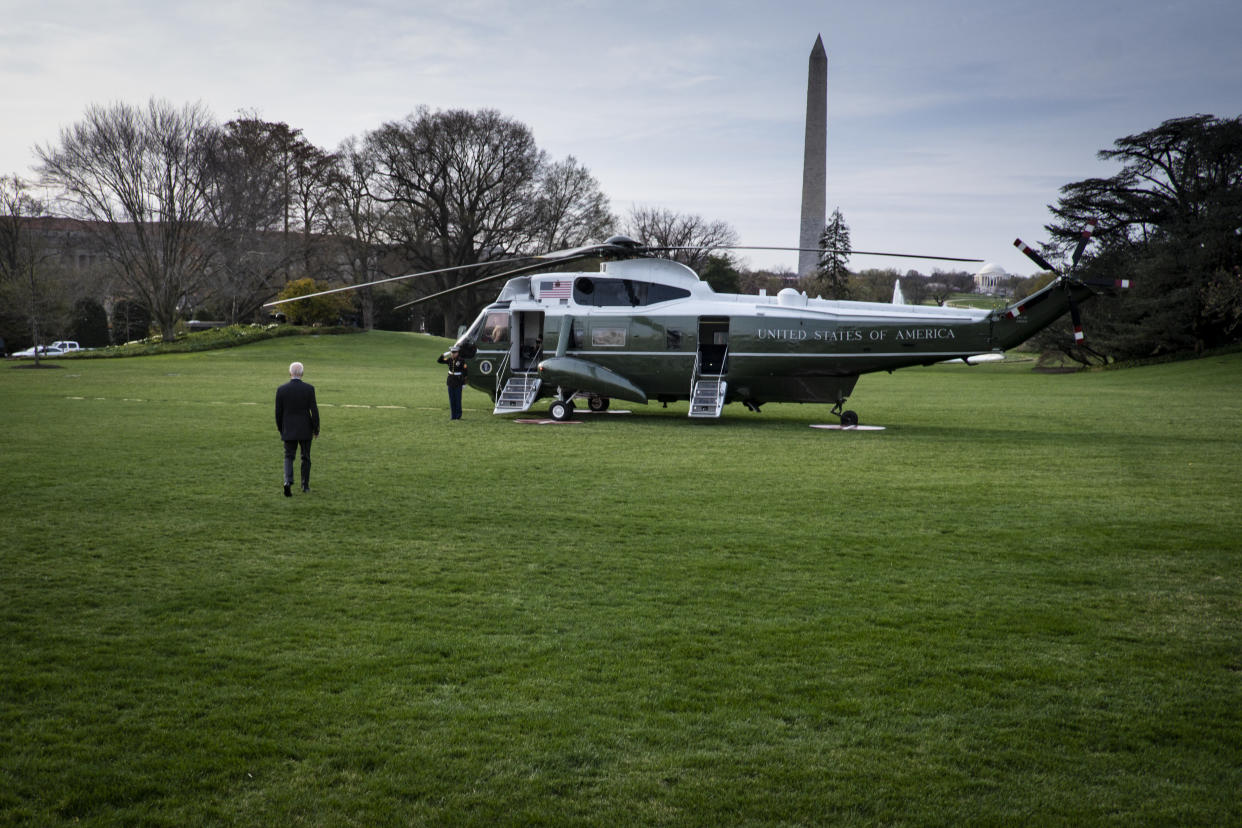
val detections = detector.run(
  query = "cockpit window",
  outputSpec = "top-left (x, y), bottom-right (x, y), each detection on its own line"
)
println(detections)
top-left (479, 311), bottom-right (509, 344)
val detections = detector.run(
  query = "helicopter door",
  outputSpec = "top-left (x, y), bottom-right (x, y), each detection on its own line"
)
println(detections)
top-left (514, 311), bottom-right (545, 371)
top-left (698, 317), bottom-right (730, 375)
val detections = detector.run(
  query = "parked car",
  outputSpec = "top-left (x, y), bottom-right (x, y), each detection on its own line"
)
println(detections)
top-left (12, 344), bottom-right (66, 358)
top-left (51, 340), bottom-right (82, 353)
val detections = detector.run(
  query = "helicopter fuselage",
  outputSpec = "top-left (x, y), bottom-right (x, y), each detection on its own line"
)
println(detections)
top-left (454, 256), bottom-right (1091, 418)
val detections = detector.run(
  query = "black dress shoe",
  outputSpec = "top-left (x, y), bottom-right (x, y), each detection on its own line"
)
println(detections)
top-left (284, 483), bottom-right (292, 497)
top-left (301, 484), bottom-right (310, 493)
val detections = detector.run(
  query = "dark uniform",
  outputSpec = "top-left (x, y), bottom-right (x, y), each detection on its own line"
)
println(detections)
top-left (437, 348), bottom-right (468, 420)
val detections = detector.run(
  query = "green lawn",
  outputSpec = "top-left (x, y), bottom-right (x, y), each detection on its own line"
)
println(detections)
top-left (2, 332), bottom-right (1239, 825)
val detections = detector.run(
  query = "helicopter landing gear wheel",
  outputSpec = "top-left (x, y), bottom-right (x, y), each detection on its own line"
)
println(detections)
top-left (549, 399), bottom-right (575, 421)
top-left (839, 410), bottom-right (859, 427)
top-left (587, 395), bottom-right (610, 412)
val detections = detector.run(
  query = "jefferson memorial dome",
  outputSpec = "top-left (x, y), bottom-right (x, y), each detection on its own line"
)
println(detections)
top-left (974, 262), bottom-right (1008, 293)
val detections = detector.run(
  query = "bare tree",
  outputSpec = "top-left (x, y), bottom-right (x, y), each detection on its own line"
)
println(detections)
top-left (287, 137), bottom-right (338, 278)
top-left (199, 116), bottom-right (298, 322)
top-left (902, 270), bottom-right (931, 306)
top-left (366, 107), bottom-right (618, 335)
top-left (0, 175), bottom-right (64, 361)
top-left (326, 135), bottom-right (394, 329)
top-left (531, 156), bottom-right (614, 251)
top-left (198, 116), bottom-right (341, 322)
top-left (624, 205), bottom-right (738, 270)
top-left (37, 99), bottom-right (218, 340)
top-left (366, 108), bottom-right (548, 334)
top-left (839, 268), bottom-right (895, 303)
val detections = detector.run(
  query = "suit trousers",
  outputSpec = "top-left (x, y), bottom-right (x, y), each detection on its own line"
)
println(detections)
top-left (284, 439), bottom-right (312, 485)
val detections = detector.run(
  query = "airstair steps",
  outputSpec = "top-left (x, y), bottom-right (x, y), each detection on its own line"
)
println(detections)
top-left (689, 378), bottom-right (727, 418)
top-left (494, 373), bottom-right (541, 414)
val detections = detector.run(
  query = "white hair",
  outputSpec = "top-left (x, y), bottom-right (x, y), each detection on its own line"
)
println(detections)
top-left (289, 361), bottom-right (304, 378)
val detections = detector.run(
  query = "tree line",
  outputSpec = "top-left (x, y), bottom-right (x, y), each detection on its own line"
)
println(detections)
top-left (0, 99), bottom-right (761, 351)
top-left (3, 102), bottom-right (1239, 363)
top-left (1, 100), bottom-right (616, 344)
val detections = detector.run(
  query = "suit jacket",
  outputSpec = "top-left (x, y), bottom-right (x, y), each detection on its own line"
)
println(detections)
top-left (275, 378), bottom-right (319, 441)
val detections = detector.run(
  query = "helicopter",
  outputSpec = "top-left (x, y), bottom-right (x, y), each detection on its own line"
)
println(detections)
top-left (266, 223), bottom-right (1127, 425)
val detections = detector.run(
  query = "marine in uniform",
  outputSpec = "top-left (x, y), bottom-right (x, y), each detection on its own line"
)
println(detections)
top-left (437, 345), bottom-right (468, 420)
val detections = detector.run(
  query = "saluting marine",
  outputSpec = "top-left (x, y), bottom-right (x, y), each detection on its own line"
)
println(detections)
top-left (437, 344), bottom-right (469, 420)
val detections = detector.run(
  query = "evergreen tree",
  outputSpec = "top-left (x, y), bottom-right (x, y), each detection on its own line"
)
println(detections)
top-left (698, 254), bottom-right (741, 293)
top-left (816, 208), bottom-right (851, 299)
top-left (1044, 114), bottom-right (1242, 359)
top-left (70, 298), bottom-right (109, 347)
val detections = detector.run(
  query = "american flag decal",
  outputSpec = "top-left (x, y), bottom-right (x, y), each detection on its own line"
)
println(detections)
top-left (540, 279), bottom-right (572, 299)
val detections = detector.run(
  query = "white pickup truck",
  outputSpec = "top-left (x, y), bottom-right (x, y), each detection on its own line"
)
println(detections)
top-left (11, 340), bottom-right (84, 358)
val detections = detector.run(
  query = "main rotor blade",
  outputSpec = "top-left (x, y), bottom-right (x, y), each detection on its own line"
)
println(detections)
top-left (261, 260), bottom-right (532, 309)
top-left (715, 245), bottom-right (984, 263)
top-left (393, 242), bottom-right (988, 310)
top-left (270, 238), bottom-right (648, 310)
top-left (273, 236), bottom-right (986, 312)
top-left (534, 240), bottom-right (632, 260)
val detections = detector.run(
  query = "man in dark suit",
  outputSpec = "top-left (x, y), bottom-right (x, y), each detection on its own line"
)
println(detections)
top-left (275, 361), bottom-right (320, 497)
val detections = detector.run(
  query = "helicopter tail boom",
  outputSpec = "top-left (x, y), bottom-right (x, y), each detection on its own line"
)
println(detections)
top-left (991, 277), bottom-right (1103, 351)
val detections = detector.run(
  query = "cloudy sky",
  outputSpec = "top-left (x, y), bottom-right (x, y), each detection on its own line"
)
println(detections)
top-left (3, 0), bottom-right (1239, 275)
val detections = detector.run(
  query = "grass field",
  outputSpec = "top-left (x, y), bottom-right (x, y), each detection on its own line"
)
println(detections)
top-left (2, 331), bottom-right (1240, 826)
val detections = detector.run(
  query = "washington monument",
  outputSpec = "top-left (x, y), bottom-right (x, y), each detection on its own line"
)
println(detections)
top-left (798, 35), bottom-right (827, 278)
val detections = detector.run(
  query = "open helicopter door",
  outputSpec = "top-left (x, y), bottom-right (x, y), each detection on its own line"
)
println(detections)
top-left (690, 317), bottom-right (730, 418)
top-left (493, 310), bottom-right (545, 414)
top-left (514, 311), bottom-right (545, 371)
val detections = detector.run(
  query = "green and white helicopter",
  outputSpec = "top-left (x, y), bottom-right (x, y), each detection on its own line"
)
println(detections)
top-left (268, 222), bottom-right (1126, 425)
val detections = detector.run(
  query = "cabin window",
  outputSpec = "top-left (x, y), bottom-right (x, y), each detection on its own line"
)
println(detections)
top-left (590, 326), bottom-right (628, 347)
top-left (573, 278), bottom-right (689, 307)
top-left (479, 311), bottom-right (509, 344)
top-left (575, 278), bottom-right (636, 306)
top-left (573, 278), bottom-right (595, 304)
top-left (648, 283), bottom-right (691, 304)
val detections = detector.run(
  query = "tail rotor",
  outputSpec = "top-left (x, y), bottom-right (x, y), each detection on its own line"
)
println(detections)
top-left (1013, 219), bottom-right (1103, 347)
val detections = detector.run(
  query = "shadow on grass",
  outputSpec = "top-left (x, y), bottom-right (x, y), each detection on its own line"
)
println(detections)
top-left (8, 362), bottom-right (63, 369)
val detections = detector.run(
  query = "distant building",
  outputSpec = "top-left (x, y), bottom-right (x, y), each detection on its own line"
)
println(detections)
top-left (973, 262), bottom-right (1007, 294)
top-left (23, 217), bottom-right (108, 273)
top-left (16, 216), bottom-right (354, 320)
